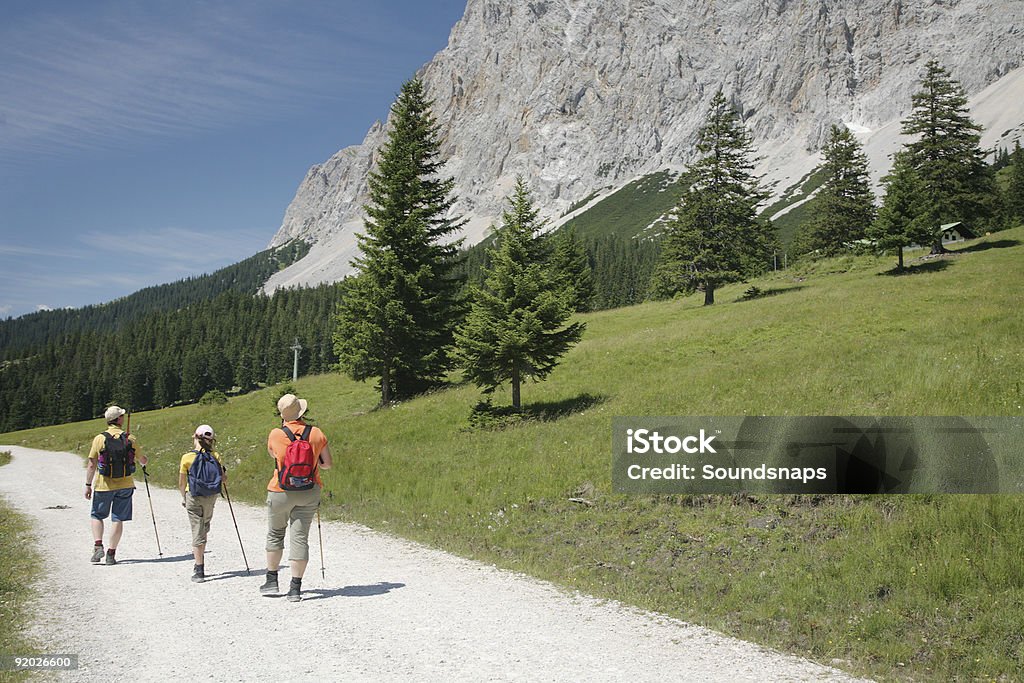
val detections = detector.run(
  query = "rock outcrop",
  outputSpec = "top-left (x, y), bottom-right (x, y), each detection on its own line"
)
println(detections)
top-left (265, 0), bottom-right (1024, 292)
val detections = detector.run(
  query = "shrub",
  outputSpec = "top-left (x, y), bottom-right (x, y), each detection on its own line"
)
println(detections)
top-left (198, 390), bottom-right (228, 405)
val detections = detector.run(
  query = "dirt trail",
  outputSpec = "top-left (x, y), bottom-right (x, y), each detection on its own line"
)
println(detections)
top-left (0, 446), bottom-right (868, 682)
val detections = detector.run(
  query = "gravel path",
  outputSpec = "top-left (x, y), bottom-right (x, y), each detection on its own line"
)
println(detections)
top-left (0, 446), bottom-right (869, 682)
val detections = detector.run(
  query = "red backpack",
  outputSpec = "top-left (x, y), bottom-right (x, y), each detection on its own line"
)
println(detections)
top-left (278, 424), bottom-right (317, 490)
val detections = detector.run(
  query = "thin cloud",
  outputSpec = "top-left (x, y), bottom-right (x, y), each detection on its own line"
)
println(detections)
top-left (0, 244), bottom-right (87, 259)
top-left (0, 224), bottom-right (268, 317)
top-left (0, 2), bottom-right (397, 166)
top-left (77, 225), bottom-right (266, 266)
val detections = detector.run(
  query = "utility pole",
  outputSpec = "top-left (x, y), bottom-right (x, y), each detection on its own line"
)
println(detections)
top-left (290, 337), bottom-right (302, 382)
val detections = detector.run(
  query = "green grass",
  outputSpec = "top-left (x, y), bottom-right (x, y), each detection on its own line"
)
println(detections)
top-left (559, 170), bottom-right (685, 240)
top-left (561, 165), bottom-right (825, 249)
top-left (761, 166), bottom-right (828, 249)
top-left (0, 451), bottom-right (41, 681)
top-left (3, 228), bottom-right (1024, 680)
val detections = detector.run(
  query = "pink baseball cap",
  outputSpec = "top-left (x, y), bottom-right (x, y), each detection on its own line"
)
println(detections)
top-left (194, 424), bottom-right (216, 439)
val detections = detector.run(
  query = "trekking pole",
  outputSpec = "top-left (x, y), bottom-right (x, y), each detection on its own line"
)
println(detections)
top-left (128, 411), bottom-right (163, 558)
top-left (221, 482), bottom-right (250, 575)
top-left (317, 506), bottom-right (325, 580)
top-left (141, 465), bottom-right (163, 557)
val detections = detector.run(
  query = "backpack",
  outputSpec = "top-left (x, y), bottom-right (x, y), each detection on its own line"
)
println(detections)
top-left (278, 424), bottom-right (316, 491)
top-left (188, 449), bottom-right (223, 497)
top-left (98, 431), bottom-right (136, 478)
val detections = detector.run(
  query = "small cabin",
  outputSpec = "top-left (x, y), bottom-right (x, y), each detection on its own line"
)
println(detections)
top-left (939, 222), bottom-right (977, 244)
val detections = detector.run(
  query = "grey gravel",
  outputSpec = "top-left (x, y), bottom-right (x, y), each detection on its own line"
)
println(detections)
top-left (1, 445), bottom-right (870, 682)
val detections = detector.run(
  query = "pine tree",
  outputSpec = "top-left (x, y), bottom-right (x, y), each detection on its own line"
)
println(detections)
top-left (180, 349), bottom-right (208, 403)
top-left (901, 60), bottom-right (996, 253)
top-left (868, 152), bottom-right (932, 270)
top-left (153, 356), bottom-right (180, 408)
top-left (550, 227), bottom-right (595, 312)
top-left (456, 177), bottom-right (585, 411)
top-left (798, 125), bottom-right (875, 255)
top-left (335, 78), bottom-right (465, 405)
top-left (651, 92), bottom-right (775, 305)
top-left (1008, 141), bottom-right (1024, 225)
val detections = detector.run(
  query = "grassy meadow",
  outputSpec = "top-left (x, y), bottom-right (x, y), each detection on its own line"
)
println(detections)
top-left (3, 227), bottom-right (1024, 680)
top-left (0, 451), bottom-right (41, 681)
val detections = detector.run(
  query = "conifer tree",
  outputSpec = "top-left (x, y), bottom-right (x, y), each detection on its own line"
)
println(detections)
top-left (868, 152), bottom-right (931, 271)
top-left (334, 78), bottom-right (465, 404)
top-left (798, 124), bottom-right (875, 255)
top-left (901, 60), bottom-right (995, 252)
top-left (153, 357), bottom-right (180, 408)
top-left (456, 177), bottom-right (584, 411)
top-left (651, 91), bottom-right (775, 305)
top-left (550, 227), bottom-right (595, 312)
top-left (1008, 141), bottom-right (1024, 225)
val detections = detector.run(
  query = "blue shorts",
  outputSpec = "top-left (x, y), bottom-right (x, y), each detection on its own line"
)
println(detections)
top-left (90, 488), bottom-right (134, 522)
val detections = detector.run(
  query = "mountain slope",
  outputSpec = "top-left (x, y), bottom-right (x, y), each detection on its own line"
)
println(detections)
top-left (264, 0), bottom-right (1024, 292)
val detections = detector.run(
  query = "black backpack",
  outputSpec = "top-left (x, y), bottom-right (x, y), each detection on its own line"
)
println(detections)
top-left (98, 431), bottom-right (136, 478)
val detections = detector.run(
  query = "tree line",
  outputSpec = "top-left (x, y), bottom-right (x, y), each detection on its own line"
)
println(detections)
top-left (457, 228), bottom-right (660, 313)
top-left (0, 240), bottom-right (309, 354)
top-left (795, 60), bottom-right (1023, 268)
top-left (0, 252), bottom-right (339, 432)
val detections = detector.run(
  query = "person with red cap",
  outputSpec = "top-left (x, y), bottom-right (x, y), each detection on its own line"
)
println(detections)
top-left (178, 424), bottom-right (226, 583)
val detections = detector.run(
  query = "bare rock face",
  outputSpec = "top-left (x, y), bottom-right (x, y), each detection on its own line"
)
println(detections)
top-left (264, 0), bottom-right (1024, 291)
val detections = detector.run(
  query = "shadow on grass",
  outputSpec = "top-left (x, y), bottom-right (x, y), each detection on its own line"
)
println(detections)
top-left (467, 393), bottom-right (609, 431)
top-left (302, 581), bottom-right (406, 601)
top-left (951, 239), bottom-right (1020, 254)
top-left (521, 393), bottom-right (608, 421)
top-left (367, 379), bottom-right (470, 412)
top-left (735, 285), bottom-right (806, 303)
top-left (879, 260), bottom-right (953, 277)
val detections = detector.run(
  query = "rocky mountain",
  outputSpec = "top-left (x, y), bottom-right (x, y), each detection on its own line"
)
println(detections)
top-left (264, 0), bottom-right (1024, 292)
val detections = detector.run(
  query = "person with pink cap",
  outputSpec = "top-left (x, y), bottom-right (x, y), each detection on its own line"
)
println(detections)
top-left (261, 393), bottom-right (333, 601)
top-left (178, 424), bottom-right (226, 583)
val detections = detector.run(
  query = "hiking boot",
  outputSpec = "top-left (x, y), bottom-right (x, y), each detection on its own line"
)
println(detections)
top-left (192, 565), bottom-right (205, 583)
top-left (287, 578), bottom-right (302, 602)
top-left (259, 572), bottom-right (279, 596)
top-left (90, 544), bottom-right (104, 563)
top-left (105, 549), bottom-right (117, 566)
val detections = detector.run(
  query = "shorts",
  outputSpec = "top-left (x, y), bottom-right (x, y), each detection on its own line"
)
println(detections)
top-left (91, 488), bottom-right (134, 522)
top-left (265, 487), bottom-right (321, 561)
top-left (185, 493), bottom-right (218, 547)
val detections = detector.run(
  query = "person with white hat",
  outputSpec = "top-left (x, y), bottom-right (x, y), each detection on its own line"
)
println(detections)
top-left (261, 393), bottom-right (333, 601)
top-left (85, 405), bottom-right (148, 565)
top-left (178, 424), bottom-right (226, 583)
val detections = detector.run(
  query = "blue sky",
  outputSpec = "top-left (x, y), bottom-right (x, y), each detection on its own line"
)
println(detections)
top-left (0, 0), bottom-right (468, 319)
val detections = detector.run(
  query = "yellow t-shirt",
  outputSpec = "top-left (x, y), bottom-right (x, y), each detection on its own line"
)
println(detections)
top-left (179, 450), bottom-right (224, 494)
top-left (88, 427), bottom-right (140, 491)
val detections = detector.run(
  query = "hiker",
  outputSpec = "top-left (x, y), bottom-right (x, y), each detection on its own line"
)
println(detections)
top-left (178, 424), bottom-right (226, 583)
top-left (261, 393), bottom-right (333, 602)
top-left (85, 405), bottom-right (147, 565)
